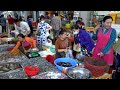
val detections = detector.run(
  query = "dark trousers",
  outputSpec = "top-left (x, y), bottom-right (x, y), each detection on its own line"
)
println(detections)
top-left (2, 26), bottom-right (6, 33)
top-left (29, 25), bottom-right (33, 34)
top-left (53, 30), bottom-right (60, 43)
top-left (116, 53), bottom-right (120, 69)
top-left (56, 52), bottom-right (66, 59)
top-left (28, 25), bottom-right (33, 37)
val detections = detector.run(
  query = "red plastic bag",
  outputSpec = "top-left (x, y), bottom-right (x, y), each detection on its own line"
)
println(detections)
top-left (45, 55), bottom-right (55, 64)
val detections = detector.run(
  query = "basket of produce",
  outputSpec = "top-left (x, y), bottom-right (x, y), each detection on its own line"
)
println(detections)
top-left (84, 57), bottom-right (108, 77)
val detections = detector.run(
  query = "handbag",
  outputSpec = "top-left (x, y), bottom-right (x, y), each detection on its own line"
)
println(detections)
top-left (73, 43), bottom-right (81, 52)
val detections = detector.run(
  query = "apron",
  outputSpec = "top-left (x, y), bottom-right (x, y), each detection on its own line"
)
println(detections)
top-left (92, 27), bottom-right (114, 65)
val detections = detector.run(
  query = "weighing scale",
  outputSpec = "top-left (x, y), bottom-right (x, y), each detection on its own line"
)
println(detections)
top-left (26, 52), bottom-right (40, 58)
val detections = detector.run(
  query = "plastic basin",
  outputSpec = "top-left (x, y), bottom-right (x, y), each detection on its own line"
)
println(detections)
top-left (24, 66), bottom-right (40, 76)
top-left (54, 58), bottom-right (77, 71)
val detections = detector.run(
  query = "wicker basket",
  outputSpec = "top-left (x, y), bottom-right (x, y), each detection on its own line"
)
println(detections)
top-left (84, 57), bottom-right (108, 77)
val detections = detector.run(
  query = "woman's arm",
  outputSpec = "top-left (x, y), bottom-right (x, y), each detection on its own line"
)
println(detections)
top-left (80, 30), bottom-right (92, 46)
top-left (28, 37), bottom-right (36, 48)
top-left (46, 23), bottom-right (52, 31)
top-left (102, 29), bottom-right (116, 54)
top-left (11, 42), bottom-right (21, 53)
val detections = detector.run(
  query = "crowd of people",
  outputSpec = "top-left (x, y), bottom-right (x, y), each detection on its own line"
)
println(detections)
top-left (0, 12), bottom-right (120, 72)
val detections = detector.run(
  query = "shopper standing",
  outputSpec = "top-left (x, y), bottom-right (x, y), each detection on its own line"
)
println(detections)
top-left (37, 15), bottom-right (52, 45)
top-left (0, 15), bottom-right (6, 33)
top-left (27, 15), bottom-right (33, 36)
top-left (51, 13), bottom-right (61, 42)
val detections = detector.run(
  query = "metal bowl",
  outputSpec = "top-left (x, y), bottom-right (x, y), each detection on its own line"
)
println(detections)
top-left (67, 67), bottom-right (92, 79)
top-left (76, 53), bottom-right (86, 62)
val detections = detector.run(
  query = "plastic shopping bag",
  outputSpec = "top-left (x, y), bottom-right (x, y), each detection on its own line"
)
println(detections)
top-left (66, 50), bottom-right (74, 58)
top-left (73, 43), bottom-right (81, 52)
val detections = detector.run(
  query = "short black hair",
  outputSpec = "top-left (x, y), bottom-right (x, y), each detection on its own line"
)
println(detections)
top-left (71, 25), bottom-right (75, 30)
top-left (103, 16), bottom-right (113, 22)
top-left (80, 18), bottom-right (83, 20)
top-left (17, 34), bottom-right (25, 38)
top-left (8, 15), bottom-right (11, 17)
top-left (59, 30), bottom-right (67, 35)
top-left (40, 15), bottom-right (45, 20)
top-left (19, 16), bottom-right (23, 21)
top-left (54, 13), bottom-right (58, 16)
top-left (72, 24), bottom-right (80, 30)
top-left (14, 19), bottom-right (20, 23)
top-left (12, 26), bottom-right (15, 30)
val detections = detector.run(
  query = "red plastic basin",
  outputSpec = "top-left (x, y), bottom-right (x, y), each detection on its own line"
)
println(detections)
top-left (24, 66), bottom-right (40, 76)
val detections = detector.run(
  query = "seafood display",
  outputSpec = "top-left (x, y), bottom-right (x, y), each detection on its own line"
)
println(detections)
top-left (57, 62), bottom-right (72, 67)
top-left (0, 40), bottom-right (7, 45)
top-left (0, 69), bottom-right (28, 79)
top-left (0, 45), bottom-right (58, 79)
top-left (31, 70), bottom-right (68, 79)
top-left (67, 68), bottom-right (92, 79)
top-left (0, 51), bottom-right (28, 63)
top-left (0, 62), bottom-right (22, 74)
top-left (20, 57), bottom-right (56, 74)
top-left (0, 44), bottom-right (15, 52)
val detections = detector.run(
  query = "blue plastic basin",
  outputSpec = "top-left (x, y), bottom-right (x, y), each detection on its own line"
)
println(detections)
top-left (54, 58), bottom-right (77, 71)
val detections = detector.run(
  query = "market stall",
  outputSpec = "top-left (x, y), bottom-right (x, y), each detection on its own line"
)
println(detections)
top-left (0, 42), bottom-right (115, 79)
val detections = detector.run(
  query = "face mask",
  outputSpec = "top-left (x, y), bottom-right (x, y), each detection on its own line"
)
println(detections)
top-left (41, 21), bottom-right (44, 23)
top-left (73, 31), bottom-right (79, 35)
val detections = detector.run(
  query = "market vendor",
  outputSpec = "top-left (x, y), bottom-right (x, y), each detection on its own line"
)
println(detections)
top-left (92, 16), bottom-right (116, 66)
top-left (73, 25), bottom-right (95, 56)
top-left (11, 34), bottom-right (37, 54)
top-left (55, 30), bottom-right (73, 59)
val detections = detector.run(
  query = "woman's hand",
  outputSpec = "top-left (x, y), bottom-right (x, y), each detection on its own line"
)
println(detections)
top-left (64, 48), bottom-right (68, 53)
top-left (97, 52), bottom-right (104, 57)
top-left (91, 48), bottom-right (95, 54)
top-left (76, 44), bottom-right (81, 48)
